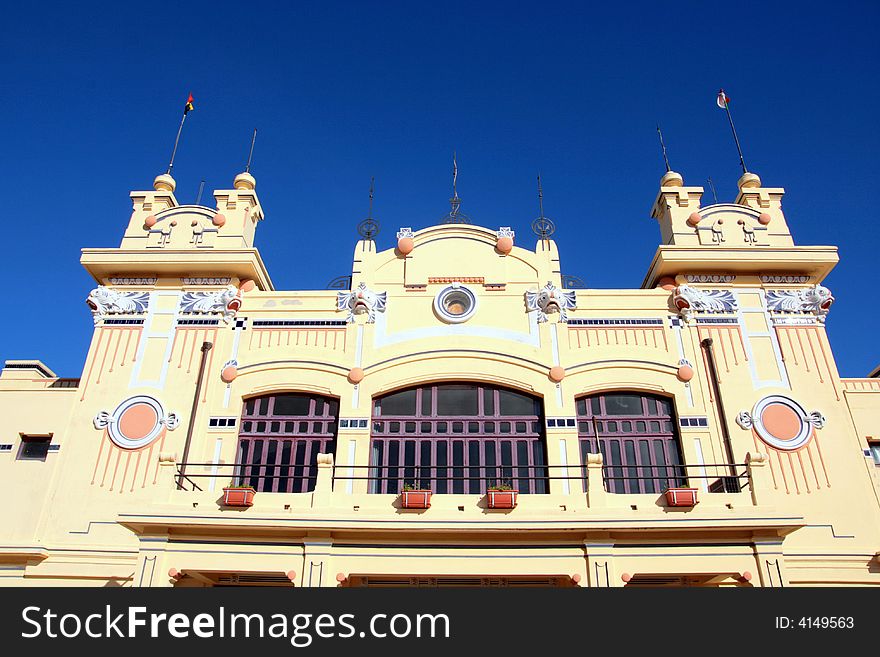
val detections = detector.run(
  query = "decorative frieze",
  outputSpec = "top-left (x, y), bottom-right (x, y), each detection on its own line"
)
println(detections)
top-left (765, 285), bottom-right (833, 321)
top-left (182, 277), bottom-right (231, 286)
top-left (180, 285), bottom-right (241, 323)
top-left (86, 286), bottom-right (150, 325)
top-left (671, 285), bottom-right (737, 322)
top-left (685, 274), bottom-right (735, 284)
top-left (109, 277), bottom-right (157, 286)
top-left (760, 274), bottom-right (809, 284)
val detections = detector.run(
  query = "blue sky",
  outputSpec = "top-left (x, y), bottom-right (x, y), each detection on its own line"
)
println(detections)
top-left (1, 1), bottom-right (878, 377)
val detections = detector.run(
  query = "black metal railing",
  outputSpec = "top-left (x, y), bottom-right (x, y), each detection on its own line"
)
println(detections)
top-left (600, 462), bottom-right (750, 495)
top-left (333, 464), bottom-right (589, 495)
top-left (173, 460), bottom-right (752, 497)
top-left (174, 462), bottom-right (322, 493)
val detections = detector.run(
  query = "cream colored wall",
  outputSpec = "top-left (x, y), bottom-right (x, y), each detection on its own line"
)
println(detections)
top-left (2, 172), bottom-right (879, 587)
top-left (0, 372), bottom-right (76, 544)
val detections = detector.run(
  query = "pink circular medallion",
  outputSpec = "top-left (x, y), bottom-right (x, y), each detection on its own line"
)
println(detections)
top-left (118, 403), bottom-right (159, 442)
top-left (760, 402), bottom-right (802, 443)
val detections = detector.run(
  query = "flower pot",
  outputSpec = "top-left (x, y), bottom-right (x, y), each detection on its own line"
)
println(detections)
top-left (401, 490), bottom-right (432, 509)
top-left (223, 486), bottom-right (255, 507)
top-left (487, 489), bottom-right (518, 509)
top-left (664, 487), bottom-right (698, 507)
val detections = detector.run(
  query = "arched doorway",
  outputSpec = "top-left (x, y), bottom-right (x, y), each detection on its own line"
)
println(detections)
top-left (370, 383), bottom-right (548, 494)
top-left (236, 393), bottom-right (339, 493)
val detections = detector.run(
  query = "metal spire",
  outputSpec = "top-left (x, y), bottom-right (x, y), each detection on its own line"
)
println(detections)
top-left (717, 89), bottom-right (748, 174)
top-left (531, 173), bottom-right (556, 239)
top-left (442, 151), bottom-right (471, 223)
top-left (245, 128), bottom-right (257, 173)
top-left (357, 176), bottom-right (379, 239)
top-left (707, 177), bottom-right (719, 204)
top-left (657, 125), bottom-right (671, 173)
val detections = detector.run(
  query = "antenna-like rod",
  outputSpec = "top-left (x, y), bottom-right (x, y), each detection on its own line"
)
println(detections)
top-left (245, 128), bottom-right (257, 173)
top-left (537, 173), bottom-right (546, 219)
top-left (167, 92), bottom-right (194, 175)
top-left (717, 89), bottom-right (748, 174)
top-left (368, 176), bottom-right (375, 218)
top-left (195, 180), bottom-right (206, 206)
top-left (657, 125), bottom-right (671, 172)
top-left (707, 177), bottom-right (719, 204)
top-left (452, 151), bottom-right (459, 200)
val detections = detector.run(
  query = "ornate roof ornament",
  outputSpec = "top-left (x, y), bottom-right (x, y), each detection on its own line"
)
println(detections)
top-left (441, 152), bottom-right (472, 224)
top-left (357, 177), bottom-right (380, 239)
top-left (531, 174), bottom-right (556, 239)
top-left (765, 285), bottom-right (833, 321)
top-left (337, 282), bottom-right (388, 323)
top-left (526, 281), bottom-right (577, 323)
top-left (180, 285), bottom-right (241, 323)
top-left (672, 285), bottom-right (737, 322)
top-left (86, 286), bottom-right (150, 325)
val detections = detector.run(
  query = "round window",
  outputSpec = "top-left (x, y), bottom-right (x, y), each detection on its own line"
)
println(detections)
top-left (434, 285), bottom-right (478, 323)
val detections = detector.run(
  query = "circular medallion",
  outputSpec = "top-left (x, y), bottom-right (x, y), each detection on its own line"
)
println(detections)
top-left (104, 396), bottom-right (171, 449)
top-left (433, 285), bottom-right (478, 323)
top-left (751, 395), bottom-right (812, 451)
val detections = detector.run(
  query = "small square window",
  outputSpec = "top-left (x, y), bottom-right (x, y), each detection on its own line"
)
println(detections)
top-left (869, 442), bottom-right (880, 467)
top-left (18, 436), bottom-right (52, 461)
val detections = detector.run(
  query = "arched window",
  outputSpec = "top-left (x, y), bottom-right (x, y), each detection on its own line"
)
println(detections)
top-left (236, 393), bottom-right (338, 493)
top-left (576, 392), bottom-right (685, 494)
top-left (370, 383), bottom-right (548, 494)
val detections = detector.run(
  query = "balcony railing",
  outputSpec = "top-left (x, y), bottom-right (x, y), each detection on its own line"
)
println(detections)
top-left (173, 460), bottom-right (752, 496)
top-left (333, 464), bottom-right (582, 495)
top-left (174, 462), bottom-right (321, 493)
top-left (600, 463), bottom-right (751, 495)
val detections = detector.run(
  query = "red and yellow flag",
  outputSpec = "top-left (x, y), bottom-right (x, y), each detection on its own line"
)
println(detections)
top-left (184, 92), bottom-right (195, 115)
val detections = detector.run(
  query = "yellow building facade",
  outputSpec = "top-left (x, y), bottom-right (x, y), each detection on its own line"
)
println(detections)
top-left (2, 167), bottom-right (879, 587)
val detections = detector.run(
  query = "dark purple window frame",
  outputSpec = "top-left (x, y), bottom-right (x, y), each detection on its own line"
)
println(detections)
top-left (576, 392), bottom-right (686, 494)
top-left (236, 394), bottom-right (339, 493)
top-left (370, 383), bottom-right (548, 495)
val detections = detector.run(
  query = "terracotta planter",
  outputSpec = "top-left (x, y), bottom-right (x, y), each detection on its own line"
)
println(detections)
top-left (487, 489), bottom-right (518, 509)
top-left (664, 487), bottom-right (698, 507)
top-left (223, 486), bottom-right (255, 507)
top-left (401, 490), bottom-right (432, 509)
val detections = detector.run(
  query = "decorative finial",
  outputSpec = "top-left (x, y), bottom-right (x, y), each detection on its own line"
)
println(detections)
top-left (357, 176), bottom-right (380, 239)
top-left (441, 152), bottom-right (471, 224)
top-left (531, 173), bottom-right (556, 239)
top-left (153, 173), bottom-right (176, 192)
